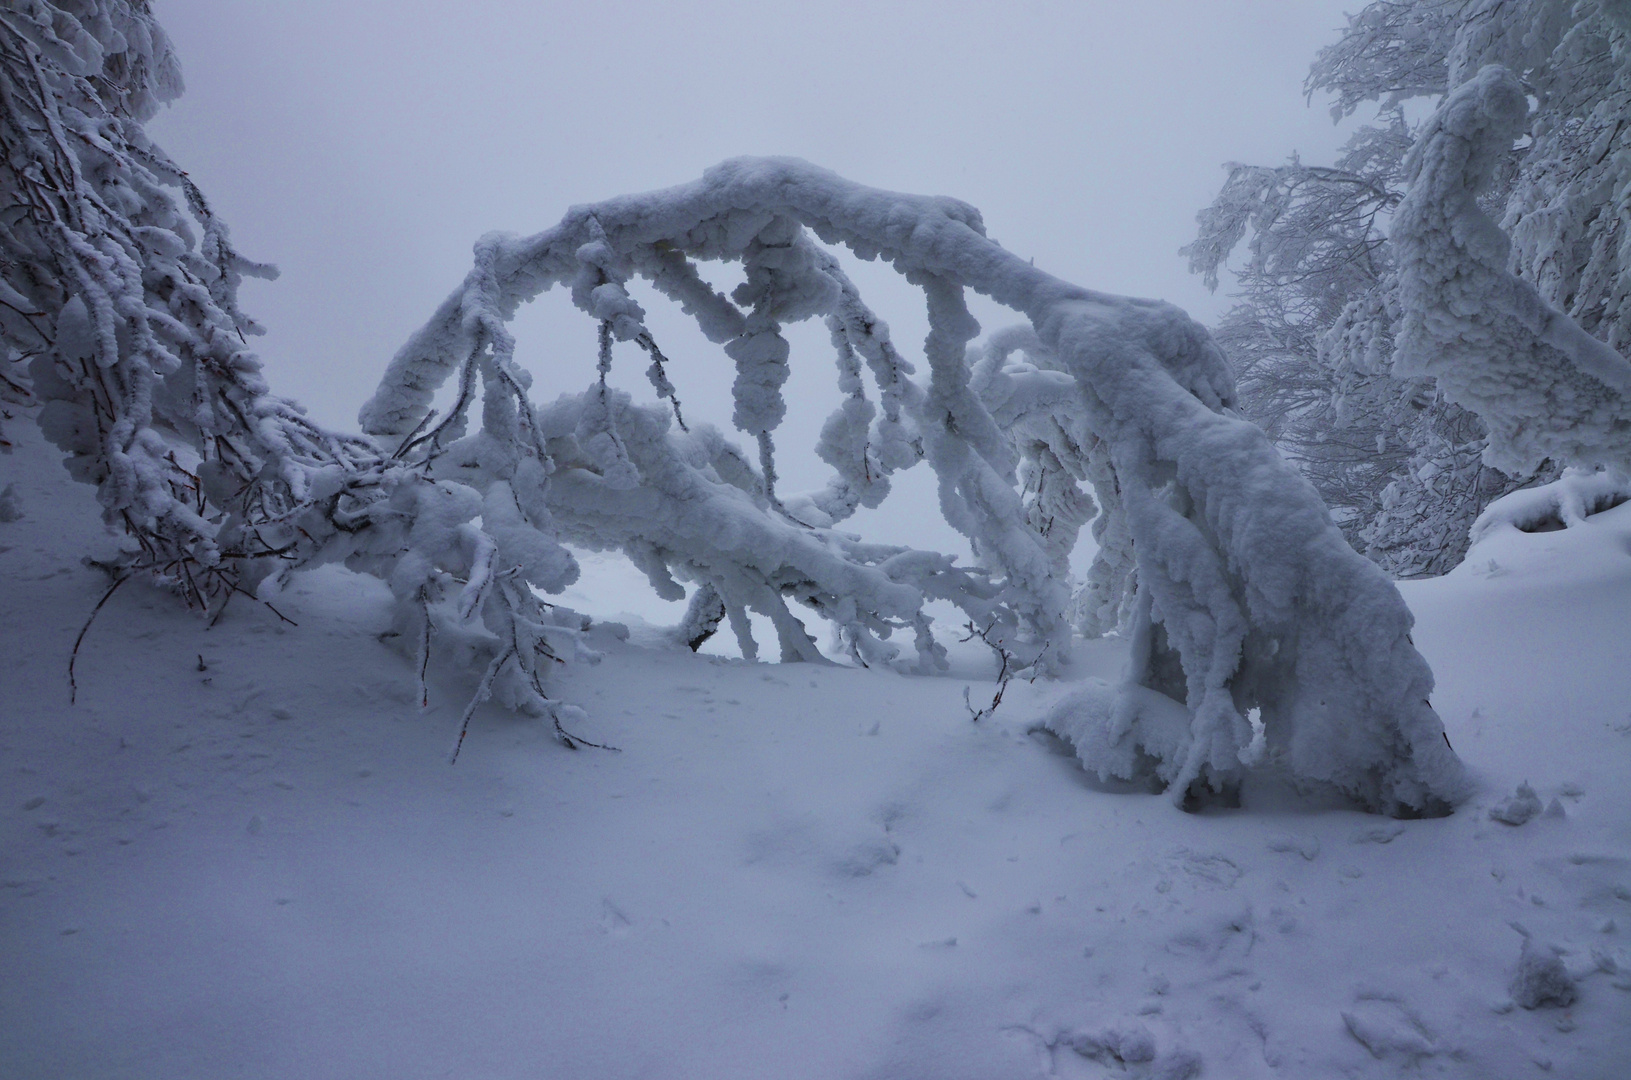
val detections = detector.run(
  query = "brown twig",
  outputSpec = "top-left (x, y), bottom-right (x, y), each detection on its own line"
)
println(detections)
top-left (553, 711), bottom-right (621, 752)
top-left (449, 647), bottom-right (512, 764)
top-left (960, 619), bottom-right (1042, 722)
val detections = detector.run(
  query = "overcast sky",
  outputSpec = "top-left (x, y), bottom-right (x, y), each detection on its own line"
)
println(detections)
top-left (147, 0), bottom-right (1363, 566)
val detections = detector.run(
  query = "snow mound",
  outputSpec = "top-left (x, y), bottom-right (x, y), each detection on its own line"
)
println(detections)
top-left (1510, 938), bottom-right (1578, 1010)
top-left (1489, 782), bottom-right (1544, 826)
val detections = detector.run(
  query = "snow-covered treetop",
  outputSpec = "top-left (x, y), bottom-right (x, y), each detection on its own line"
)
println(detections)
top-left (1188, 0), bottom-right (1631, 579)
top-left (1313, 0), bottom-right (1631, 363)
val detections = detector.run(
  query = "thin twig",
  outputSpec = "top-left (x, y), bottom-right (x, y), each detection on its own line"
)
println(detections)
top-left (226, 579), bottom-right (297, 625)
top-left (206, 585), bottom-right (234, 628)
top-left (416, 592), bottom-right (433, 709)
top-left (449, 647), bottom-right (512, 764)
top-left (69, 573), bottom-right (127, 704)
top-left (390, 408), bottom-right (437, 460)
top-left (553, 711), bottom-right (621, 752)
top-left (961, 619), bottom-right (1022, 722)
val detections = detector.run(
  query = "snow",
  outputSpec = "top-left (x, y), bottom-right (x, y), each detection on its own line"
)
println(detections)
top-left (4, 0), bottom-right (1468, 808)
top-left (5, 406), bottom-right (1631, 1077)
top-left (349, 154), bottom-right (1462, 811)
top-left (1391, 64), bottom-right (1631, 476)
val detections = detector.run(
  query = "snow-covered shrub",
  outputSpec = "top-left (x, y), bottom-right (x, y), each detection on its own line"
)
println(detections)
top-left (0, 0), bottom-right (598, 734)
top-left (0, 0), bottom-right (376, 607)
top-left (4, 1), bottom-right (1464, 811)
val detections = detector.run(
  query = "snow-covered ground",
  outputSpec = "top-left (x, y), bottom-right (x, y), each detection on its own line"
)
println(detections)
top-left (3, 414), bottom-right (1629, 1078)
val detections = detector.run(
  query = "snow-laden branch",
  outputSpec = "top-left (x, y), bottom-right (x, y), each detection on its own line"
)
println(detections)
top-left (365, 158), bottom-right (1465, 813)
top-left (7, 1), bottom-right (1466, 814)
top-left (1469, 468), bottom-right (1631, 545)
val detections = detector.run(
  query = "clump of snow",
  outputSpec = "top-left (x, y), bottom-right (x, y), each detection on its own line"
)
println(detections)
top-left (1037, 679), bottom-right (1191, 789)
top-left (1509, 937), bottom-right (1578, 1010)
top-left (1488, 782), bottom-right (1543, 826)
top-left (1469, 468), bottom-right (1631, 546)
top-left (1341, 995), bottom-right (1439, 1065)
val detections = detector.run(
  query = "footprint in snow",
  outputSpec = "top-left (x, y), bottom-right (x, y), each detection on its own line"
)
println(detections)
top-left (1054, 1022), bottom-right (1203, 1080)
top-left (835, 836), bottom-right (900, 877)
top-left (1164, 904), bottom-right (1256, 961)
top-left (1351, 823), bottom-right (1406, 844)
top-left (1169, 850), bottom-right (1243, 890)
top-left (1266, 834), bottom-right (1320, 860)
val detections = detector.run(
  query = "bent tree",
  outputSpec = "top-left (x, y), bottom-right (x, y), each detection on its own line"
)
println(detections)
top-left (3, 1), bottom-right (1463, 813)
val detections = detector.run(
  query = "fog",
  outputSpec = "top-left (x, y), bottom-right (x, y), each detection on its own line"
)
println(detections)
top-left (147, 0), bottom-right (1360, 568)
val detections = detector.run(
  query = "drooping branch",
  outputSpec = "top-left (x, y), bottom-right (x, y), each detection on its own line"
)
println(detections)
top-left (359, 156), bottom-right (1464, 812)
top-left (7, 2), bottom-right (1464, 812)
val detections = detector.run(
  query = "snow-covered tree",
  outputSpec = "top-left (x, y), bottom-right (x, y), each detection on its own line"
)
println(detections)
top-left (3, 0), bottom-right (1465, 813)
top-left (1185, 122), bottom-right (1528, 577)
top-left (1190, 0), bottom-right (1631, 575)
top-left (1391, 62), bottom-right (1631, 473)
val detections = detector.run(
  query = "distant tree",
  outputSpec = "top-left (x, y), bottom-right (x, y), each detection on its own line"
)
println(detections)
top-left (1188, 0), bottom-right (1631, 577)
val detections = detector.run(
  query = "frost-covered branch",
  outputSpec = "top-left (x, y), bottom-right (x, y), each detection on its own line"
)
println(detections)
top-left (9, 1), bottom-right (1465, 813)
top-left (354, 156), bottom-right (1462, 812)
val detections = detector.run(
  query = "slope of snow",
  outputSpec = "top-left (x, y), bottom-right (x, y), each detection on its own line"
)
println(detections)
top-left (3, 413), bottom-right (1629, 1077)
